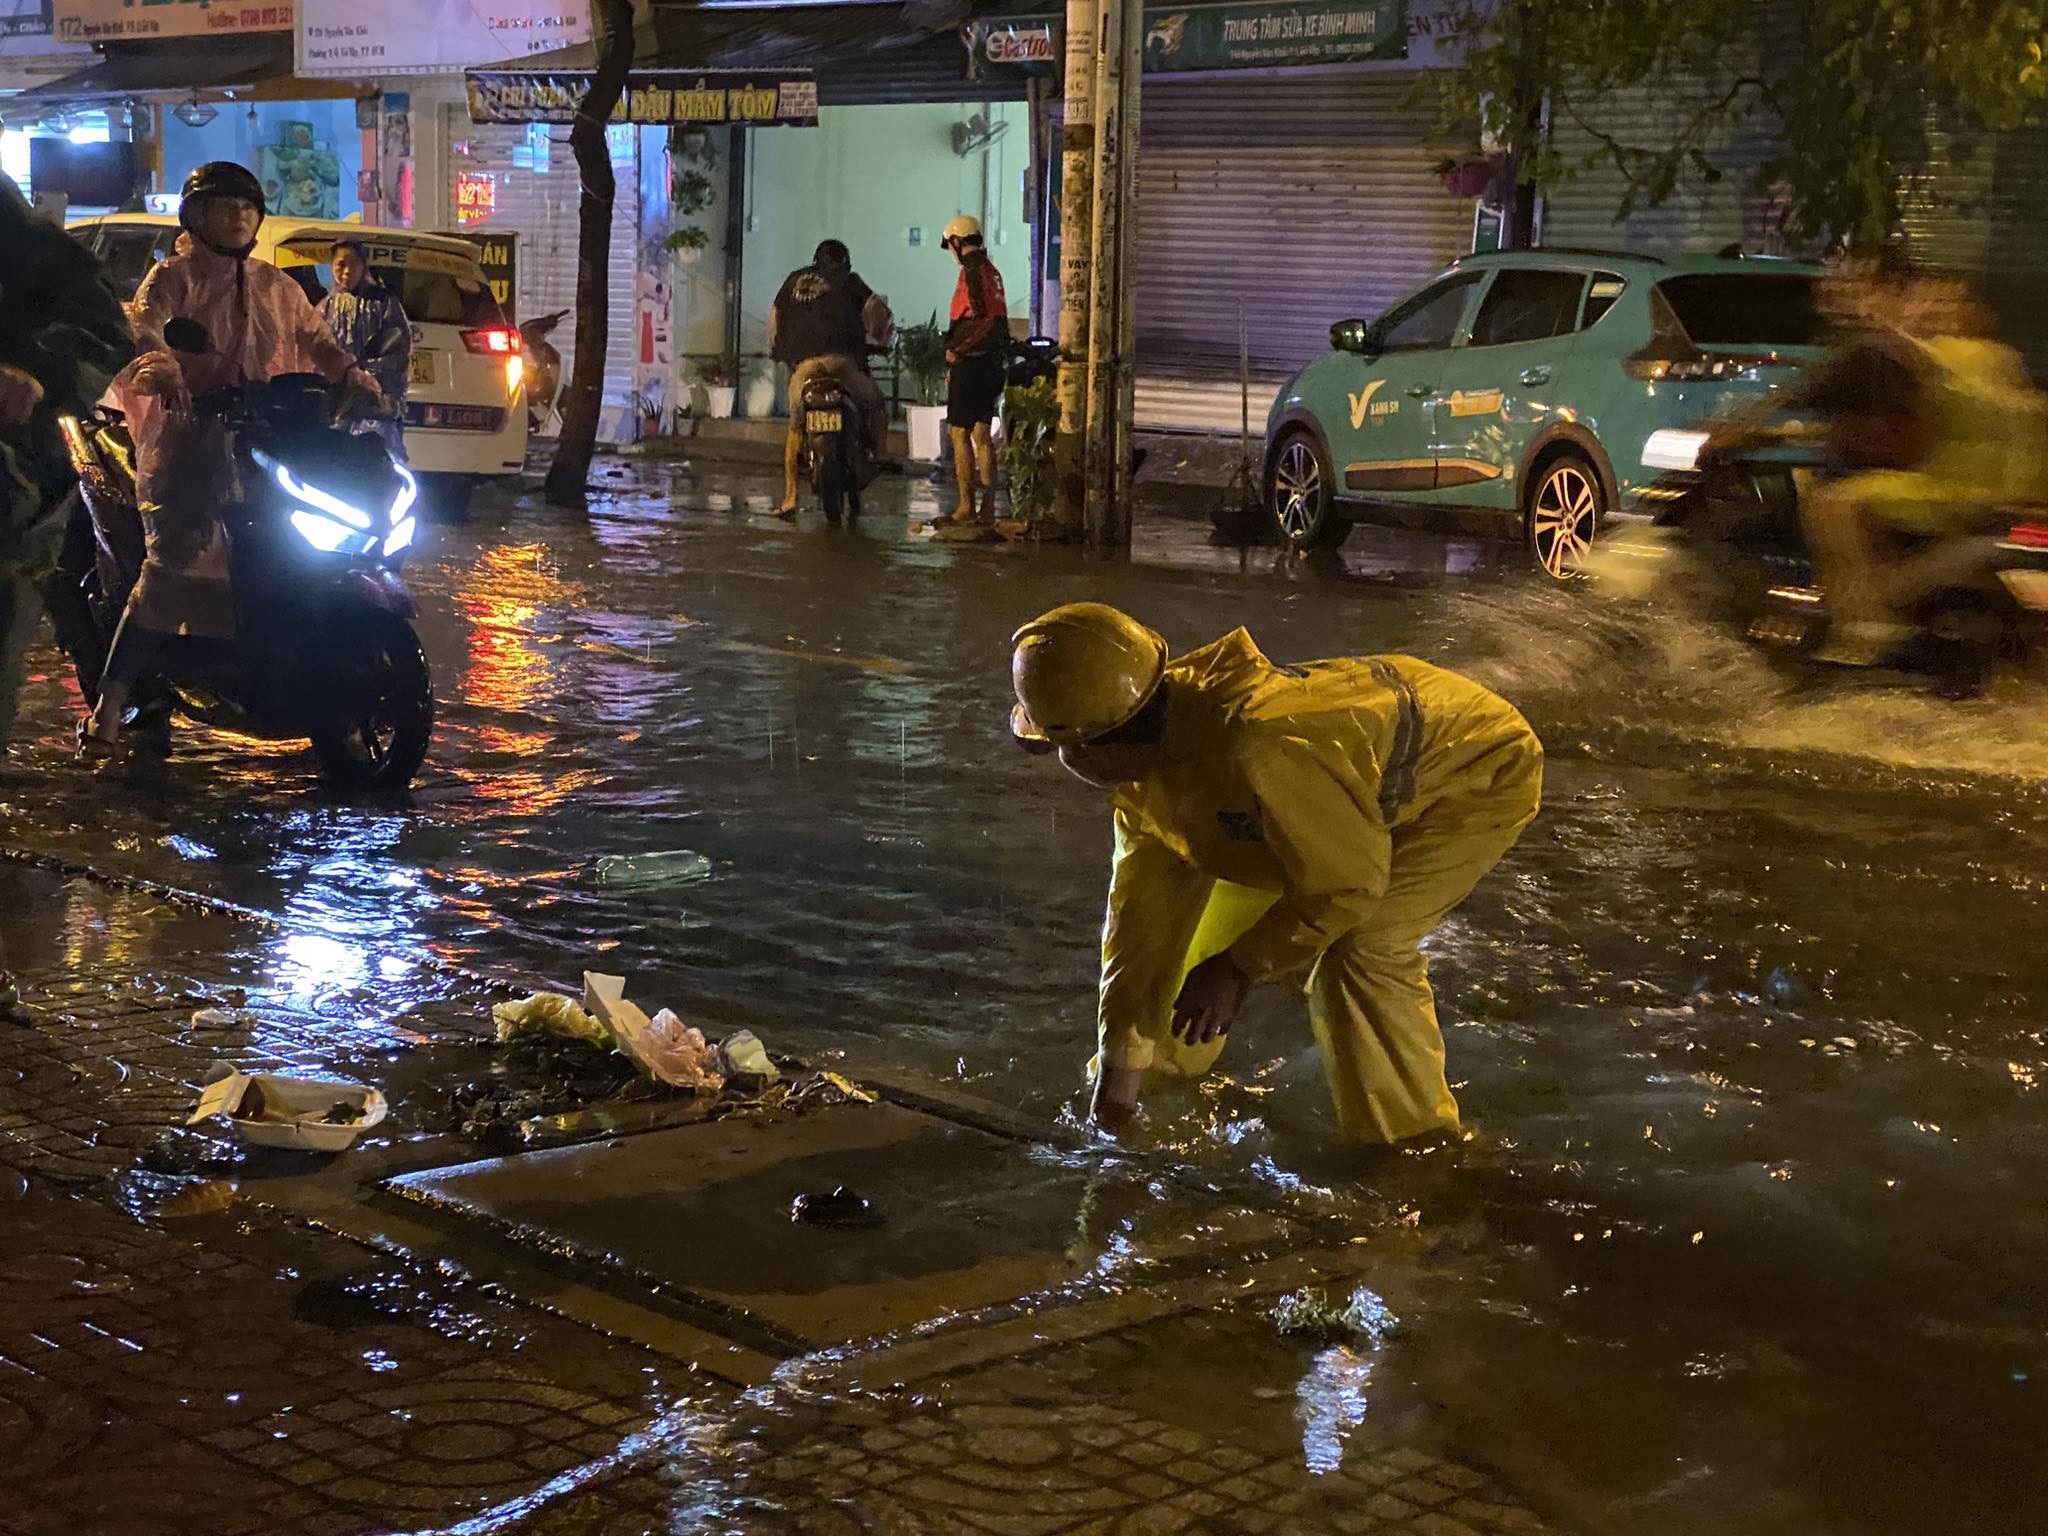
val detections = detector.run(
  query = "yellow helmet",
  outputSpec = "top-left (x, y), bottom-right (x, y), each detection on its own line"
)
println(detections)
top-left (1010, 603), bottom-right (1168, 748)
top-left (942, 214), bottom-right (984, 250)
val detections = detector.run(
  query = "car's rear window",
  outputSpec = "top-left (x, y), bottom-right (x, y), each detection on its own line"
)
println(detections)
top-left (279, 237), bottom-right (504, 328)
top-left (1656, 274), bottom-right (1822, 348)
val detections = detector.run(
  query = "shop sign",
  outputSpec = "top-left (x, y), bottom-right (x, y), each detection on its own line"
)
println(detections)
top-left (454, 169), bottom-right (496, 224)
top-left (53, 0), bottom-right (292, 42)
top-left (296, 0), bottom-right (587, 78)
top-left (464, 68), bottom-right (821, 128)
top-left (3, 0), bottom-right (50, 39)
top-left (967, 0), bottom-right (1407, 77)
top-left (468, 230), bottom-right (516, 318)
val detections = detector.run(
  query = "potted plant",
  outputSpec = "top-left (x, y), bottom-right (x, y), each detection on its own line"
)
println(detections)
top-left (895, 314), bottom-right (950, 462)
top-left (664, 130), bottom-right (718, 265)
top-left (696, 354), bottom-right (740, 419)
top-left (1001, 375), bottom-right (1057, 526)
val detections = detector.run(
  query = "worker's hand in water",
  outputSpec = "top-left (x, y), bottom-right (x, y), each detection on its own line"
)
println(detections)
top-left (1090, 1065), bottom-right (1144, 1136)
top-left (1172, 953), bottom-right (1251, 1045)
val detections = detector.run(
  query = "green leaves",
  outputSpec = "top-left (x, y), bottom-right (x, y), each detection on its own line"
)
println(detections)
top-left (1422, 0), bottom-right (2048, 249)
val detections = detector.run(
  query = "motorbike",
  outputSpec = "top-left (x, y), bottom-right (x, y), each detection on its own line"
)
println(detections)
top-left (1639, 420), bottom-right (2048, 695)
top-left (518, 309), bottom-right (566, 432)
top-left (796, 356), bottom-right (884, 525)
top-left (54, 319), bottom-right (435, 790)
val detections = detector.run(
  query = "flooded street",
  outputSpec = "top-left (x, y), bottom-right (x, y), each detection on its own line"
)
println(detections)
top-left (2, 461), bottom-right (2044, 1535)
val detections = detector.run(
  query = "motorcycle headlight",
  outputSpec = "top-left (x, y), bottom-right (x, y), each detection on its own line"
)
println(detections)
top-left (390, 464), bottom-right (419, 524)
top-left (384, 516), bottom-right (416, 557)
top-left (291, 509), bottom-right (358, 552)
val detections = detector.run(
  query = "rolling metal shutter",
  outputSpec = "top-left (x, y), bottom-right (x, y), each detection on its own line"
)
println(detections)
top-left (1134, 71), bottom-right (1472, 395)
top-left (1541, 84), bottom-right (1789, 255)
top-left (444, 108), bottom-right (642, 428)
top-left (1898, 113), bottom-right (2048, 378)
top-left (1540, 6), bottom-right (1796, 260)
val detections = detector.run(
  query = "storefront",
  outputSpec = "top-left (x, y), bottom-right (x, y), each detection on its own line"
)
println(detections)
top-left (13, 0), bottom-right (370, 220)
top-left (968, 0), bottom-right (1481, 431)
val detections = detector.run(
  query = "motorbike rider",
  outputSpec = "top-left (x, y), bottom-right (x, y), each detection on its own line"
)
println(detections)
top-left (0, 174), bottom-right (134, 764)
top-left (1794, 261), bottom-right (2048, 665)
top-left (82, 160), bottom-right (379, 755)
top-left (767, 239), bottom-right (892, 518)
top-left (940, 214), bottom-right (1007, 525)
top-left (318, 237), bottom-right (412, 460)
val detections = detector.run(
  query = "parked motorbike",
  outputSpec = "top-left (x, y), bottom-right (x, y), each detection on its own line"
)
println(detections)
top-left (1639, 422), bottom-right (2048, 695)
top-left (519, 309), bottom-right (566, 432)
top-left (55, 320), bottom-right (435, 789)
top-left (1006, 335), bottom-right (1058, 388)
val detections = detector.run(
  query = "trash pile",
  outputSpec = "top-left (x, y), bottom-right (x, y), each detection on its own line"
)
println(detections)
top-left (453, 971), bottom-right (872, 1144)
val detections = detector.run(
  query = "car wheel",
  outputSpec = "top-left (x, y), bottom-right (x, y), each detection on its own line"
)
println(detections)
top-left (1526, 453), bottom-right (1603, 578)
top-left (1267, 431), bottom-right (1349, 551)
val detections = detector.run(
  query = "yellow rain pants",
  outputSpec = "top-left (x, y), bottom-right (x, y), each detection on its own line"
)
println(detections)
top-left (1093, 632), bottom-right (1542, 1144)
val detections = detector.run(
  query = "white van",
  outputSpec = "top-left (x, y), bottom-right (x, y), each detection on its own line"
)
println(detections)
top-left (71, 214), bottom-right (528, 516)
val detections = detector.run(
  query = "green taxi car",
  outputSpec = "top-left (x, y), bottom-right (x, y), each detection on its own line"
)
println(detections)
top-left (1263, 248), bottom-right (1827, 575)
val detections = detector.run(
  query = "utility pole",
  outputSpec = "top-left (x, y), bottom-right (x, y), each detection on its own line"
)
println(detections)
top-left (1107, 0), bottom-right (1141, 544)
top-left (1048, 0), bottom-right (1097, 538)
top-left (1080, 0), bottom-right (1124, 541)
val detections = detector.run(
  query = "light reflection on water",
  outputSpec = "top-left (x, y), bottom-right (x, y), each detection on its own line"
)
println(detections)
top-left (1, 471), bottom-right (2044, 1532)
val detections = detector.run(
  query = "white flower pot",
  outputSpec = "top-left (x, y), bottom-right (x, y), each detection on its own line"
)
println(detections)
top-left (704, 385), bottom-right (736, 419)
top-left (741, 367), bottom-right (778, 421)
top-left (906, 402), bottom-right (948, 462)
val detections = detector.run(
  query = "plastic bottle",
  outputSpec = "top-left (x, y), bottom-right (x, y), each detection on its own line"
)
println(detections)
top-left (593, 850), bottom-right (713, 888)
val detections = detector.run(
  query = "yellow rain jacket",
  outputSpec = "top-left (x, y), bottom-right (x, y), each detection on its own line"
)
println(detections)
top-left (1097, 631), bottom-right (1542, 1143)
top-left (1860, 335), bottom-right (2048, 535)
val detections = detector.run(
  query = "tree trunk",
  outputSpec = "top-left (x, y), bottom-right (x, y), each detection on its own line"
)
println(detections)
top-left (542, 0), bottom-right (636, 509)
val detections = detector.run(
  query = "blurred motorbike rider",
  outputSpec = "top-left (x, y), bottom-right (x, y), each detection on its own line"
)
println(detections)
top-left (767, 238), bottom-right (892, 518)
top-left (0, 174), bottom-right (133, 765)
top-left (82, 161), bottom-right (378, 755)
top-left (318, 236), bottom-right (411, 461)
top-left (1798, 261), bottom-right (2048, 666)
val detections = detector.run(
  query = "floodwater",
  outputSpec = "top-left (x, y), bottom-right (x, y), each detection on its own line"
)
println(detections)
top-left (3, 462), bottom-right (2045, 1534)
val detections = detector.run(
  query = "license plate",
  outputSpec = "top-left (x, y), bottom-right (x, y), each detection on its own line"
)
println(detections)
top-left (408, 350), bottom-right (438, 386)
top-left (1999, 568), bottom-right (2048, 610)
top-left (805, 409), bottom-right (843, 435)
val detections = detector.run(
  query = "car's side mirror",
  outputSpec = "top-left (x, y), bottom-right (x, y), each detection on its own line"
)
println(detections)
top-left (1331, 319), bottom-right (1376, 355)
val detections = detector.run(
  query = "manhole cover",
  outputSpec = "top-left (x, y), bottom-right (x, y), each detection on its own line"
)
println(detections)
top-left (388, 1102), bottom-right (1292, 1349)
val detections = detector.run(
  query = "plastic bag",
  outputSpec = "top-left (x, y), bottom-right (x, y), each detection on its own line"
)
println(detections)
top-left (719, 1029), bottom-right (779, 1087)
top-left (614, 1006), bottom-right (724, 1092)
top-left (492, 991), bottom-right (611, 1047)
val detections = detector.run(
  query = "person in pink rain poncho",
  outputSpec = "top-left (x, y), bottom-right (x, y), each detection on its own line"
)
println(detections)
top-left (82, 160), bottom-right (379, 754)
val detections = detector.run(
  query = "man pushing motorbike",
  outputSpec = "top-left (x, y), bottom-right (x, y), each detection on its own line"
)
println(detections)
top-left (80, 161), bottom-right (380, 757)
top-left (767, 239), bottom-right (892, 518)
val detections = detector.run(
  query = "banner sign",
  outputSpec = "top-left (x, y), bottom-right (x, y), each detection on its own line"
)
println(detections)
top-left (968, 0), bottom-right (1407, 76)
top-left (464, 69), bottom-right (821, 127)
top-left (297, 0), bottom-right (587, 78)
top-left (2, 0), bottom-right (50, 39)
top-left (53, 0), bottom-right (291, 41)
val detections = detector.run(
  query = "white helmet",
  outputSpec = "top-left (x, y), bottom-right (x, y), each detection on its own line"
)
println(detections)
top-left (942, 214), bottom-right (983, 250)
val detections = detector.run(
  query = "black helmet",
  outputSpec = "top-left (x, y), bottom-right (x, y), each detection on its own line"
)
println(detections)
top-left (179, 160), bottom-right (265, 251)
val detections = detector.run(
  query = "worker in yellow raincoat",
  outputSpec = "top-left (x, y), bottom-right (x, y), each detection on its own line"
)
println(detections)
top-left (1011, 604), bottom-right (1542, 1145)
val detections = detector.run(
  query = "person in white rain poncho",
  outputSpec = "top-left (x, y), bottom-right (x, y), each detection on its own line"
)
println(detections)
top-left (82, 162), bottom-right (379, 754)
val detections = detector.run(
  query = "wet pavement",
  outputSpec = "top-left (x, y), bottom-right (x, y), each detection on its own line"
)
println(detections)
top-left (1, 457), bottom-right (2045, 1533)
